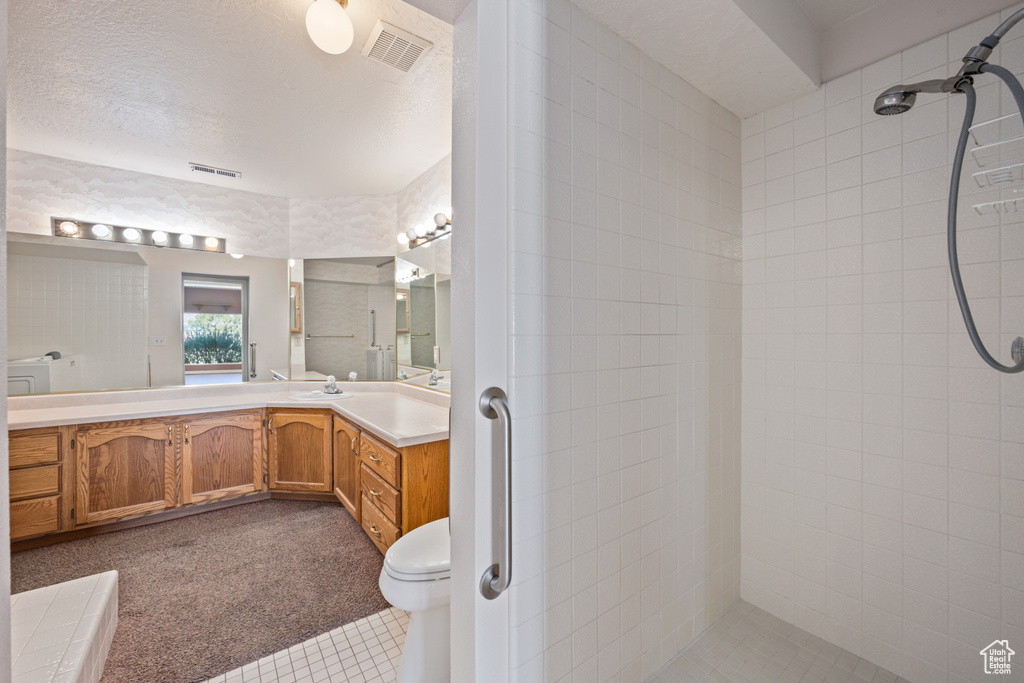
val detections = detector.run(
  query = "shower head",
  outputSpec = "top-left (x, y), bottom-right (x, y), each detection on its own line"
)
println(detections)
top-left (873, 78), bottom-right (962, 116)
top-left (874, 89), bottom-right (916, 115)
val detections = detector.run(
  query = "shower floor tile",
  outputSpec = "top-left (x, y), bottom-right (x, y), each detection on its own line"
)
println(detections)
top-left (651, 601), bottom-right (910, 683)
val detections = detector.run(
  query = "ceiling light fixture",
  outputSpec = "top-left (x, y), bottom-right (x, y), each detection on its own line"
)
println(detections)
top-left (50, 218), bottom-right (226, 253)
top-left (306, 0), bottom-right (355, 55)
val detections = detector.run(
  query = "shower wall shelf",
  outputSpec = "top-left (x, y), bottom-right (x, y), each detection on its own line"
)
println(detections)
top-left (972, 197), bottom-right (1024, 215)
top-left (970, 113), bottom-right (1024, 168)
top-left (973, 161), bottom-right (1024, 187)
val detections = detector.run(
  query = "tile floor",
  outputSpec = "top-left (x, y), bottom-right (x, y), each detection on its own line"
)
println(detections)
top-left (651, 600), bottom-right (910, 683)
top-left (209, 599), bottom-right (907, 683)
top-left (203, 607), bottom-right (408, 683)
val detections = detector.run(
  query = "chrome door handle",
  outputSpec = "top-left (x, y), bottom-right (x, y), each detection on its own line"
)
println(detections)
top-left (479, 387), bottom-right (511, 599)
top-left (249, 342), bottom-right (258, 379)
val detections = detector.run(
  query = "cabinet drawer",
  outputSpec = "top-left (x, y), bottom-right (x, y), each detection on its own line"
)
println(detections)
top-left (361, 494), bottom-right (400, 555)
top-left (11, 496), bottom-right (59, 540)
top-left (10, 430), bottom-right (60, 467)
top-left (10, 465), bottom-right (60, 501)
top-left (360, 433), bottom-right (400, 489)
top-left (361, 464), bottom-right (401, 526)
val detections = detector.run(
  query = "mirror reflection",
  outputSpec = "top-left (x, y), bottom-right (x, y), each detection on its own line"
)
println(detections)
top-left (297, 257), bottom-right (397, 381)
top-left (395, 236), bottom-right (451, 390)
top-left (6, 233), bottom-right (289, 393)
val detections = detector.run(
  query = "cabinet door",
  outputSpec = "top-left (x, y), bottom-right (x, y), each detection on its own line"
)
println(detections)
top-left (76, 419), bottom-right (177, 525)
top-left (181, 411), bottom-right (263, 505)
top-left (333, 417), bottom-right (360, 521)
top-left (268, 411), bottom-right (332, 492)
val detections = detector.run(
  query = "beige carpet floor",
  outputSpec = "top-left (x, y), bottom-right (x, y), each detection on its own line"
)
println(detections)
top-left (11, 499), bottom-right (390, 683)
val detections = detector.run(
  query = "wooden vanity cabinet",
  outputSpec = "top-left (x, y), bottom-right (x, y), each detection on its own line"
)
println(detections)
top-left (267, 409), bottom-right (332, 492)
top-left (75, 418), bottom-right (177, 526)
top-left (9, 426), bottom-right (73, 540)
top-left (333, 416), bottom-right (361, 522)
top-left (181, 410), bottom-right (264, 505)
top-left (359, 431), bottom-right (449, 555)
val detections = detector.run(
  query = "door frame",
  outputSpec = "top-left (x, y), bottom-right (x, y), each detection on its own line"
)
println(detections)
top-left (450, 0), bottom-right (512, 680)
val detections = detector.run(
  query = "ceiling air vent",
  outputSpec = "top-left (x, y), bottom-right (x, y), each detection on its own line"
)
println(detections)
top-left (189, 162), bottom-right (242, 180)
top-left (361, 20), bottom-right (432, 73)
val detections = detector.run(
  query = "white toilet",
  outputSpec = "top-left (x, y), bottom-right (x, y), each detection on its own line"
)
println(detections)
top-left (378, 517), bottom-right (451, 683)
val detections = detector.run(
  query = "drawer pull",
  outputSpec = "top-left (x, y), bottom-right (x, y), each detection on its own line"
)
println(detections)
top-left (184, 424), bottom-right (190, 445)
top-left (369, 488), bottom-right (382, 497)
top-left (368, 452), bottom-right (382, 463)
top-left (351, 437), bottom-right (357, 451)
top-left (168, 425), bottom-right (173, 446)
top-left (369, 524), bottom-right (382, 536)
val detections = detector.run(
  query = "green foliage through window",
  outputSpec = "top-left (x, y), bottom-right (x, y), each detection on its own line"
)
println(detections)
top-left (183, 314), bottom-right (242, 364)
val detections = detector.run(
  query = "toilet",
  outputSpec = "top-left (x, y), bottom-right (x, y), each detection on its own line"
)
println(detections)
top-left (378, 517), bottom-right (451, 683)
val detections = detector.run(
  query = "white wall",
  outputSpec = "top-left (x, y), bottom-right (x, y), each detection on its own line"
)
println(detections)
top-left (0, 0), bottom-right (12, 667)
top-left (741, 6), bottom-right (1024, 682)
top-left (7, 150), bottom-right (290, 258)
top-left (505, 1), bottom-right (742, 680)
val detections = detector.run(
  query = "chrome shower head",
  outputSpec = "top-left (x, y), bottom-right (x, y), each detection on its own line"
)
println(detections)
top-left (874, 89), bottom-right (916, 115)
top-left (872, 78), bottom-right (962, 116)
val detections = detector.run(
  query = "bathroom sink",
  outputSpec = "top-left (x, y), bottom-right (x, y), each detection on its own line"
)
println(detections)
top-left (289, 391), bottom-right (351, 401)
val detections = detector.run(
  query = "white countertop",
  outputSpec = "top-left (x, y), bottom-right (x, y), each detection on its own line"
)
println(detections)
top-left (8, 382), bottom-right (450, 448)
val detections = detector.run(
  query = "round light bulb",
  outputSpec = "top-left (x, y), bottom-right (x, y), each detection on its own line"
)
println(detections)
top-left (122, 228), bottom-right (141, 242)
top-left (306, 0), bottom-right (354, 54)
top-left (414, 223), bottom-right (428, 238)
top-left (58, 221), bottom-right (79, 236)
top-left (406, 228), bottom-right (418, 241)
top-left (91, 224), bottom-right (111, 238)
top-left (230, 253), bottom-right (244, 260)
top-left (204, 237), bottom-right (219, 249)
top-left (179, 234), bottom-right (194, 247)
top-left (288, 259), bottom-right (296, 267)
top-left (434, 212), bottom-right (449, 227)
top-left (397, 233), bottom-right (410, 245)
top-left (152, 231), bottom-right (168, 244)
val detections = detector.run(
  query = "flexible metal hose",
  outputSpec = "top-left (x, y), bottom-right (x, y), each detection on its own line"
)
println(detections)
top-left (949, 70), bottom-right (1024, 372)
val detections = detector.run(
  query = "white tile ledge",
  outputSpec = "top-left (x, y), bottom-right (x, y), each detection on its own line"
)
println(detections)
top-left (12, 571), bottom-right (118, 683)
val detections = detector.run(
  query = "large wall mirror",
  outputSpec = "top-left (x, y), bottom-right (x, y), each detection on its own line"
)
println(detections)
top-left (394, 236), bottom-right (451, 391)
top-left (6, 0), bottom-right (452, 396)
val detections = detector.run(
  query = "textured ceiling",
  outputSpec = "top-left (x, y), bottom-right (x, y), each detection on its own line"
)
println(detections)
top-left (8, 0), bottom-right (453, 198)
top-left (570, 0), bottom-right (819, 118)
top-left (792, 0), bottom-right (886, 32)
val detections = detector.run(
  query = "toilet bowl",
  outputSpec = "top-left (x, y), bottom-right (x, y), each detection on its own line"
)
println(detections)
top-left (378, 517), bottom-right (451, 683)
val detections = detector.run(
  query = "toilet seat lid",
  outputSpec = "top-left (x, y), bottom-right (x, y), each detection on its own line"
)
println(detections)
top-left (384, 518), bottom-right (451, 581)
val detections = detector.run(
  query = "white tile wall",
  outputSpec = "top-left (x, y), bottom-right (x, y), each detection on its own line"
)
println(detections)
top-left (741, 5), bottom-right (1024, 682)
top-left (505, 1), bottom-right (742, 680)
top-left (8, 253), bottom-right (148, 391)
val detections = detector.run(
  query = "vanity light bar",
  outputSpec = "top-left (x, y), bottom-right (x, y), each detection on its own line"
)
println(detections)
top-left (51, 217), bottom-right (227, 253)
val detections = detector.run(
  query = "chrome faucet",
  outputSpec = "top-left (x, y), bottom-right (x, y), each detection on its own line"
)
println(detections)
top-left (323, 375), bottom-right (342, 394)
top-left (428, 369), bottom-right (442, 386)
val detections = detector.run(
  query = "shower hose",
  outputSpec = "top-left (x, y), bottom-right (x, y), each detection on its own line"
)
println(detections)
top-left (949, 63), bottom-right (1024, 372)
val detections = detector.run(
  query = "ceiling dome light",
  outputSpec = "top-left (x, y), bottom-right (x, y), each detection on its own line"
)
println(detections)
top-left (122, 228), bottom-right (141, 242)
top-left (152, 231), bottom-right (168, 244)
top-left (204, 237), bottom-right (220, 249)
top-left (179, 234), bottom-right (194, 247)
top-left (397, 233), bottom-right (410, 245)
top-left (306, 0), bottom-right (354, 55)
top-left (91, 224), bottom-right (111, 238)
top-left (231, 253), bottom-right (244, 259)
top-left (57, 221), bottom-right (79, 236)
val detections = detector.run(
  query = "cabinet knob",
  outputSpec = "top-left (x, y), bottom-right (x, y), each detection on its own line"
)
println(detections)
top-left (369, 524), bottom-right (382, 536)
